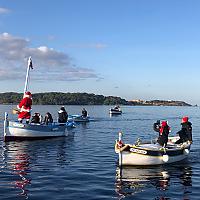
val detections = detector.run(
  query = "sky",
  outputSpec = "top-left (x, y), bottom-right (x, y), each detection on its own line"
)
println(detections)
top-left (0, 0), bottom-right (200, 105)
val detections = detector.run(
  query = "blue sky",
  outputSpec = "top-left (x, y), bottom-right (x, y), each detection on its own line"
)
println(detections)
top-left (0, 0), bottom-right (200, 104)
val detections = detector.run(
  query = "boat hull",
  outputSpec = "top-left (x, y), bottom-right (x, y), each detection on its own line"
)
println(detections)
top-left (69, 115), bottom-right (90, 122)
top-left (4, 121), bottom-right (66, 141)
top-left (109, 111), bottom-right (122, 115)
top-left (109, 108), bottom-right (122, 115)
top-left (116, 142), bottom-right (191, 166)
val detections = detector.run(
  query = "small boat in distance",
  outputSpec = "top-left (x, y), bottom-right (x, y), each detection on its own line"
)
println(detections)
top-left (3, 57), bottom-right (68, 141)
top-left (68, 114), bottom-right (90, 123)
top-left (109, 105), bottom-right (122, 115)
top-left (115, 132), bottom-right (191, 166)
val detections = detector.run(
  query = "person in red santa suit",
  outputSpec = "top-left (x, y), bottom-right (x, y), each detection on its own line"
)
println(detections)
top-left (17, 91), bottom-right (32, 124)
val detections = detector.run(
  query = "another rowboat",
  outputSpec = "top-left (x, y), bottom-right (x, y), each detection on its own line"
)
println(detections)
top-left (109, 106), bottom-right (122, 115)
top-left (3, 57), bottom-right (69, 141)
top-left (69, 114), bottom-right (90, 122)
top-left (115, 132), bottom-right (191, 166)
top-left (4, 113), bottom-right (66, 141)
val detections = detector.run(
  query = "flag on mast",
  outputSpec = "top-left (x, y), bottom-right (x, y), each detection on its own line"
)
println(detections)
top-left (28, 56), bottom-right (33, 69)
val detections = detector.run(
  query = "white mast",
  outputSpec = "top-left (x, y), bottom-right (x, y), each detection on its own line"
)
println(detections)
top-left (23, 56), bottom-right (32, 95)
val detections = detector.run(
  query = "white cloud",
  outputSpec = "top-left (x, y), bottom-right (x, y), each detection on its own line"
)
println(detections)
top-left (0, 33), bottom-right (99, 81)
top-left (0, 7), bottom-right (10, 14)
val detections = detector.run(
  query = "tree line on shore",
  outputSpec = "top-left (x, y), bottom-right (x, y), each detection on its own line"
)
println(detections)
top-left (0, 92), bottom-right (128, 105)
top-left (0, 92), bottom-right (191, 106)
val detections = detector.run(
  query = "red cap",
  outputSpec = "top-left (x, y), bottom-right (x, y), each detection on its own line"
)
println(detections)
top-left (182, 116), bottom-right (188, 123)
top-left (161, 121), bottom-right (167, 126)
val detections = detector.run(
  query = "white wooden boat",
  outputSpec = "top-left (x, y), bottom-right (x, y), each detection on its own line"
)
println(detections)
top-left (109, 106), bottom-right (122, 115)
top-left (115, 132), bottom-right (191, 166)
top-left (4, 113), bottom-right (66, 141)
top-left (69, 114), bottom-right (90, 122)
top-left (3, 57), bottom-right (69, 141)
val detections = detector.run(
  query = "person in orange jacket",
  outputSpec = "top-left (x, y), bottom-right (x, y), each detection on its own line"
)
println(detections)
top-left (17, 91), bottom-right (32, 124)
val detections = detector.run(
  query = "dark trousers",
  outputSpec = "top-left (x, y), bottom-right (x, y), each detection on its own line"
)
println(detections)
top-left (175, 130), bottom-right (188, 144)
top-left (157, 135), bottom-right (168, 147)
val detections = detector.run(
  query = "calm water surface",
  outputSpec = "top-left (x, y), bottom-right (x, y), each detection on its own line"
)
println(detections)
top-left (0, 105), bottom-right (199, 199)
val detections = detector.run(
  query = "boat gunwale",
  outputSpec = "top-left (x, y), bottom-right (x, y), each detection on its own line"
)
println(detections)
top-left (115, 142), bottom-right (191, 157)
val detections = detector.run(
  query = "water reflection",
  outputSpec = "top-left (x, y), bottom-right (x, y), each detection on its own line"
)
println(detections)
top-left (13, 153), bottom-right (31, 198)
top-left (115, 164), bottom-right (192, 199)
top-left (1, 137), bottom-right (73, 199)
top-left (2, 142), bottom-right (31, 199)
top-left (109, 113), bottom-right (122, 118)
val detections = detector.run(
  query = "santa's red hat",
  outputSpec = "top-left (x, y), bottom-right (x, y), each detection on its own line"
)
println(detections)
top-left (23, 91), bottom-right (32, 98)
top-left (25, 91), bottom-right (32, 96)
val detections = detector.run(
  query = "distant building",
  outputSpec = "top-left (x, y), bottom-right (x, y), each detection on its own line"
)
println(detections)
top-left (130, 99), bottom-right (145, 103)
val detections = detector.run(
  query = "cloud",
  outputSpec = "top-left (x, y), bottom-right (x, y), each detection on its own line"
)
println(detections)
top-left (0, 32), bottom-right (100, 81)
top-left (0, 7), bottom-right (10, 14)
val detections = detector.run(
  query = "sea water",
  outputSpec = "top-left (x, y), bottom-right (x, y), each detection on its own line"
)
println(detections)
top-left (0, 105), bottom-right (199, 200)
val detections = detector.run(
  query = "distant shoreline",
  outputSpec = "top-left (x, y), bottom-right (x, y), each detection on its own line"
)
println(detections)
top-left (0, 92), bottom-right (194, 106)
top-left (129, 99), bottom-right (193, 106)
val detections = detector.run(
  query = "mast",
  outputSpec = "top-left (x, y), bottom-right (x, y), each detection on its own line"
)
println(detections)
top-left (23, 56), bottom-right (32, 95)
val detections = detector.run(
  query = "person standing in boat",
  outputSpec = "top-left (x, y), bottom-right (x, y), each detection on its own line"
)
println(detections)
top-left (82, 108), bottom-right (88, 118)
top-left (157, 121), bottom-right (170, 147)
top-left (17, 91), bottom-right (32, 124)
top-left (175, 116), bottom-right (192, 144)
top-left (58, 106), bottom-right (68, 123)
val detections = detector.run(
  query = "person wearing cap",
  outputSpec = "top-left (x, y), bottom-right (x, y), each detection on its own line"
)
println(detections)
top-left (17, 91), bottom-right (32, 123)
top-left (175, 116), bottom-right (192, 144)
top-left (157, 121), bottom-right (170, 147)
top-left (58, 106), bottom-right (68, 123)
top-left (81, 108), bottom-right (88, 118)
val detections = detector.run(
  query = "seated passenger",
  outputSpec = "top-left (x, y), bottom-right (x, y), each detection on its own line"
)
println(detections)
top-left (31, 112), bottom-right (41, 124)
top-left (43, 112), bottom-right (53, 125)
